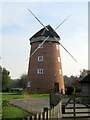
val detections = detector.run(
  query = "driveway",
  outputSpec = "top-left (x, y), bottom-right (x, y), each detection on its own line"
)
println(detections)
top-left (9, 97), bottom-right (50, 113)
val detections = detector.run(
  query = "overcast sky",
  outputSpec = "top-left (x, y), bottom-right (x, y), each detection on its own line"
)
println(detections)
top-left (88, 1), bottom-right (90, 70)
top-left (0, 2), bottom-right (88, 79)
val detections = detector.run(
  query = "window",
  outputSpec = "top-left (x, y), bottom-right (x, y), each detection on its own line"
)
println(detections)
top-left (37, 69), bottom-right (43, 74)
top-left (58, 57), bottom-right (61, 62)
top-left (59, 70), bottom-right (62, 74)
top-left (27, 81), bottom-right (31, 87)
top-left (56, 45), bottom-right (59, 50)
top-left (38, 56), bottom-right (43, 61)
top-left (38, 44), bottom-right (43, 48)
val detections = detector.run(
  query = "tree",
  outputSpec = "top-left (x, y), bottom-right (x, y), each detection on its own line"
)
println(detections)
top-left (72, 78), bottom-right (81, 88)
top-left (64, 75), bottom-right (77, 87)
top-left (64, 75), bottom-right (70, 87)
top-left (0, 66), bottom-right (2, 91)
top-left (79, 69), bottom-right (90, 78)
top-left (66, 86), bottom-right (74, 95)
top-left (2, 67), bottom-right (12, 89)
top-left (19, 74), bottom-right (28, 89)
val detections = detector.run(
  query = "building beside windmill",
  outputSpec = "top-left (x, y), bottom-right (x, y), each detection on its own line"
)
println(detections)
top-left (26, 25), bottom-right (65, 94)
top-left (79, 73), bottom-right (90, 104)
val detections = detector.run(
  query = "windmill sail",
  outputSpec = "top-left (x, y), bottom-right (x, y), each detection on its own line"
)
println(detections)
top-left (28, 9), bottom-right (77, 62)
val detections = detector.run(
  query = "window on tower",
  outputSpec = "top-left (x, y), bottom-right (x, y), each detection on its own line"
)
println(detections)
top-left (38, 56), bottom-right (43, 61)
top-left (38, 44), bottom-right (43, 48)
top-left (58, 57), bottom-right (61, 62)
top-left (37, 69), bottom-right (43, 74)
top-left (27, 81), bottom-right (31, 87)
top-left (59, 70), bottom-right (62, 74)
top-left (56, 45), bottom-right (59, 50)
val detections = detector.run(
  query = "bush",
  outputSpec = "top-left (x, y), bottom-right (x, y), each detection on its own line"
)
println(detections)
top-left (66, 86), bottom-right (74, 95)
top-left (75, 88), bottom-right (81, 93)
top-left (11, 88), bottom-right (23, 93)
top-left (2, 88), bottom-right (11, 92)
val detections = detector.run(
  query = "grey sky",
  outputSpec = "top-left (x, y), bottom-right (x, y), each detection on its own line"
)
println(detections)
top-left (88, 1), bottom-right (90, 70)
top-left (0, 2), bottom-right (88, 79)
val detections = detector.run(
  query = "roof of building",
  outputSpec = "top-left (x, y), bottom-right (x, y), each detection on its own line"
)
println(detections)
top-left (29, 25), bottom-right (60, 44)
top-left (79, 74), bottom-right (90, 83)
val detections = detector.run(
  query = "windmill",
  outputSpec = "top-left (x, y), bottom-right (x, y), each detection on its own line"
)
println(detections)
top-left (26, 9), bottom-right (77, 94)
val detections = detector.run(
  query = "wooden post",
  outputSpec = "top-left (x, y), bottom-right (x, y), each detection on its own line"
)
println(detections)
top-left (44, 111), bottom-right (47, 119)
top-left (57, 104), bottom-right (60, 119)
top-left (51, 108), bottom-right (54, 119)
top-left (36, 114), bottom-right (39, 119)
top-left (40, 113), bottom-right (44, 120)
top-left (44, 107), bottom-right (48, 120)
top-left (55, 104), bottom-right (60, 119)
top-left (32, 115), bottom-right (35, 119)
top-left (22, 118), bottom-right (25, 120)
top-left (59, 101), bottom-right (62, 119)
top-left (53, 107), bottom-right (55, 118)
top-left (48, 110), bottom-right (51, 119)
top-left (54, 106), bottom-right (57, 119)
top-left (27, 116), bottom-right (30, 120)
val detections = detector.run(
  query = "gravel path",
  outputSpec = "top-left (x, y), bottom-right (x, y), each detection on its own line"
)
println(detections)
top-left (9, 97), bottom-right (50, 113)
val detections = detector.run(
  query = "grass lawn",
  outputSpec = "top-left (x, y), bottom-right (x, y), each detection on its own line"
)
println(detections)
top-left (2, 101), bottom-right (33, 119)
top-left (1, 92), bottom-right (49, 119)
top-left (1, 92), bottom-right (49, 101)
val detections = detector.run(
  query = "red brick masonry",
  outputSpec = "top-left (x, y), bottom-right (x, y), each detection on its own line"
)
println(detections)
top-left (26, 41), bottom-right (65, 94)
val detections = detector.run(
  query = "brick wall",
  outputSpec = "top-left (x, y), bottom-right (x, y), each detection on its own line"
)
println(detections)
top-left (26, 39), bottom-right (65, 93)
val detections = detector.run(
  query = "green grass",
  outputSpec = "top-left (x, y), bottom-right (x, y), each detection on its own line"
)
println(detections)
top-left (12, 88), bottom-right (23, 90)
top-left (1, 92), bottom-right (49, 119)
top-left (2, 101), bottom-right (33, 118)
top-left (1, 92), bottom-right (49, 101)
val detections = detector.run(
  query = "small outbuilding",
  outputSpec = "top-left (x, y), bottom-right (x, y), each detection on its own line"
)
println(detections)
top-left (79, 74), bottom-right (90, 104)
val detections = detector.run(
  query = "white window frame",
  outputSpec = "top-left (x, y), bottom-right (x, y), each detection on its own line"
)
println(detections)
top-left (38, 56), bottom-right (43, 61)
top-left (38, 44), bottom-right (43, 48)
top-left (59, 70), bottom-right (62, 74)
top-left (58, 57), bottom-right (61, 62)
top-left (27, 81), bottom-right (31, 87)
top-left (56, 45), bottom-right (59, 50)
top-left (37, 69), bottom-right (43, 74)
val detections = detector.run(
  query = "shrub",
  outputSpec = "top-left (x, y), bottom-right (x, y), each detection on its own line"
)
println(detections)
top-left (11, 88), bottom-right (23, 93)
top-left (75, 88), bottom-right (81, 93)
top-left (66, 86), bottom-right (74, 95)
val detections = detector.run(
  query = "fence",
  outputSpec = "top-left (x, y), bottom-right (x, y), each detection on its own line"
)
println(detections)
top-left (25, 100), bottom-right (62, 120)
top-left (62, 96), bottom-right (90, 119)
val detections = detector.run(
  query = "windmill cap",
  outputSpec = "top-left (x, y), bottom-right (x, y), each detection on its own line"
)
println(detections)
top-left (29, 25), bottom-right (60, 44)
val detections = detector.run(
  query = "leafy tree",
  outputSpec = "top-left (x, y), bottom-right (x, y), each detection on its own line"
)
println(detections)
top-left (66, 86), bottom-right (74, 95)
top-left (2, 67), bottom-right (12, 89)
top-left (0, 66), bottom-right (2, 91)
top-left (19, 74), bottom-right (28, 89)
top-left (64, 75), bottom-right (77, 87)
top-left (72, 78), bottom-right (81, 88)
top-left (11, 79), bottom-right (20, 88)
top-left (79, 69), bottom-right (89, 78)
top-left (64, 75), bottom-right (70, 87)
top-left (70, 75), bottom-right (77, 80)
top-left (0, 66), bottom-right (2, 80)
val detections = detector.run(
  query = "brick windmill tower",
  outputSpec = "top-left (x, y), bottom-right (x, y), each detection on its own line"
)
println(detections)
top-left (26, 9), bottom-right (77, 94)
top-left (27, 25), bottom-right (65, 93)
